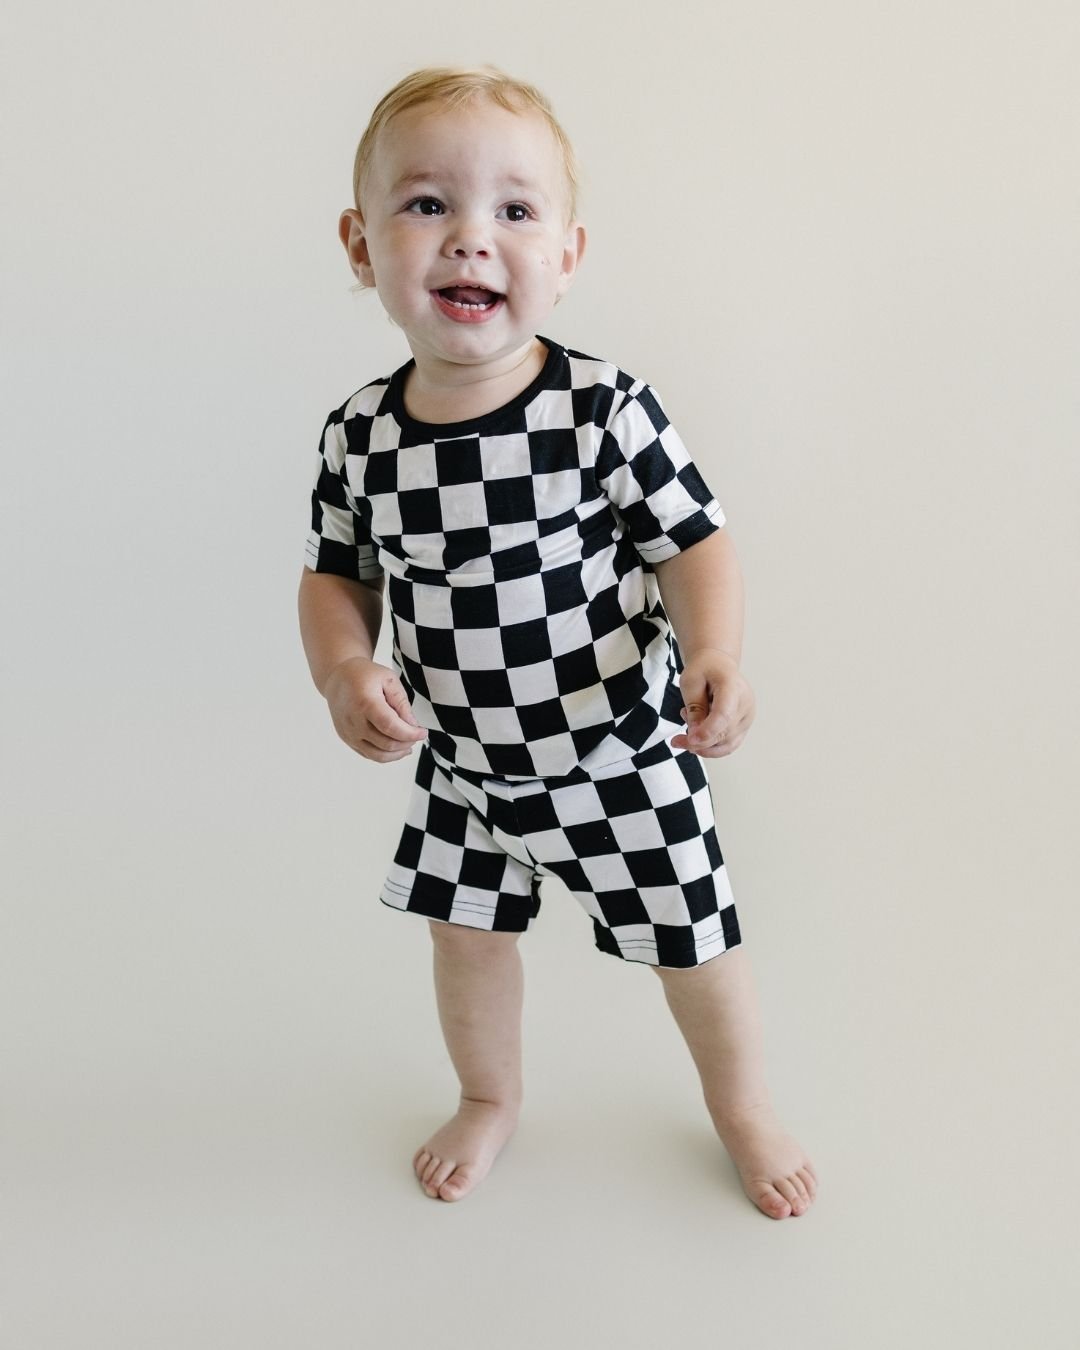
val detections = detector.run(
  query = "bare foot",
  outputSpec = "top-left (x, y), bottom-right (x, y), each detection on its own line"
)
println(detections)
top-left (412, 1098), bottom-right (520, 1202)
top-left (711, 1101), bottom-right (818, 1219)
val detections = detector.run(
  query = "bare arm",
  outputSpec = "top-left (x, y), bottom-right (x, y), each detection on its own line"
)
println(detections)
top-left (297, 567), bottom-right (425, 761)
top-left (651, 528), bottom-right (754, 757)
top-left (297, 568), bottom-right (385, 695)
top-left (652, 527), bottom-right (744, 666)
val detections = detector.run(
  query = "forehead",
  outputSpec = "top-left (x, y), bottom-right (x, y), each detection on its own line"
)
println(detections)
top-left (371, 99), bottom-right (567, 200)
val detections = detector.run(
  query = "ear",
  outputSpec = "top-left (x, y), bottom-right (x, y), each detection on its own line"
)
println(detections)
top-left (556, 221), bottom-right (587, 299)
top-left (339, 208), bottom-right (376, 288)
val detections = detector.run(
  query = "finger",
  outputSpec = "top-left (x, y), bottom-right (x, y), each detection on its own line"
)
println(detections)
top-left (367, 700), bottom-right (427, 742)
top-left (690, 685), bottom-right (740, 744)
top-left (354, 738), bottom-right (416, 762)
top-left (383, 677), bottom-right (422, 728)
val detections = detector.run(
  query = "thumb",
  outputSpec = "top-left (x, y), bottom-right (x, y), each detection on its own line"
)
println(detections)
top-left (383, 673), bottom-right (421, 728)
top-left (679, 671), bottom-right (709, 729)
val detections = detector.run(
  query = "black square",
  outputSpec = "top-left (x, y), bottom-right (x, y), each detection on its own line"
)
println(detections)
top-left (435, 437), bottom-right (482, 484)
top-left (624, 847), bottom-right (679, 887)
top-left (485, 475), bottom-right (537, 525)
top-left (458, 848), bottom-right (507, 891)
top-left (363, 448), bottom-right (399, 496)
top-left (585, 585), bottom-right (627, 640)
top-left (415, 627), bottom-right (459, 670)
top-left (541, 563), bottom-right (589, 614)
top-left (630, 438), bottom-right (677, 496)
top-left (485, 742), bottom-right (538, 777)
top-left (593, 887), bottom-right (650, 927)
top-left (543, 858), bottom-right (592, 893)
top-left (572, 381), bottom-right (615, 429)
top-left (502, 618), bottom-right (553, 668)
top-left (594, 771), bottom-right (654, 818)
top-left (405, 876), bottom-right (456, 921)
top-left (656, 800), bottom-right (702, 846)
top-left (553, 644), bottom-right (602, 692)
top-left (517, 697), bottom-right (570, 743)
top-left (564, 819), bottom-right (620, 857)
top-left (450, 583), bottom-right (499, 628)
top-left (443, 527), bottom-right (492, 569)
top-left (460, 668), bottom-right (515, 706)
top-left (388, 573), bottom-right (415, 623)
top-left (681, 875), bottom-right (718, 923)
top-left (430, 703), bottom-right (479, 739)
top-left (704, 827), bottom-right (724, 870)
top-left (398, 486), bottom-right (442, 530)
top-left (528, 427), bottom-right (576, 474)
top-left (426, 795), bottom-right (468, 846)
top-left (393, 823), bottom-right (424, 870)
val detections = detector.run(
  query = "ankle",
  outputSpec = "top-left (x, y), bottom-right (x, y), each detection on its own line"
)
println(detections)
top-left (459, 1092), bottom-right (522, 1116)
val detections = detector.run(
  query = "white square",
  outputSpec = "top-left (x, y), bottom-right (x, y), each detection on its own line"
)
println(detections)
top-left (401, 532), bottom-right (450, 573)
top-left (412, 584), bottom-right (453, 629)
top-left (638, 886), bottom-right (691, 925)
top-left (426, 669), bottom-right (469, 706)
top-left (472, 705), bottom-right (523, 742)
top-left (438, 480), bottom-right (489, 530)
top-left (667, 836), bottom-right (713, 880)
top-left (479, 433), bottom-right (533, 479)
top-left (507, 661), bottom-right (559, 704)
top-left (518, 826), bottom-right (577, 862)
top-left (534, 467), bottom-right (584, 515)
top-left (397, 444), bottom-right (438, 491)
top-left (454, 626), bottom-right (506, 670)
top-left (525, 388), bottom-right (576, 431)
top-left (368, 492), bottom-right (403, 537)
top-left (609, 810), bottom-right (668, 852)
top-left (579, 851), bottom-right (635, 891)
top-left (488, 521), bottom-right (540, 555)
top-left (496, 573), bottom-right (547, 623)
top-left (545, 781), bottom-right (605, 827)
top-left (394, 615), bottom-right (419, 660)
top-left (419, 836), bottom-right (462, 876)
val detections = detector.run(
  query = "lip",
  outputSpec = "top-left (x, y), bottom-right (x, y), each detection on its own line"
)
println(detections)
top-left (430, 288), bottom-right (505, 324)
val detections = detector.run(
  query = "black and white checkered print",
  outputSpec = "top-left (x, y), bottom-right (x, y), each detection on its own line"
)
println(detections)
top-left (305, 336), bottom-right (725, 778)
top-left (381, 737), bottom-right (741, 968)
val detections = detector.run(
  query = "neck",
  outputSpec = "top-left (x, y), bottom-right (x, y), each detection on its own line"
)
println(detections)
top-left (403, 338), bottom-right (547, 424)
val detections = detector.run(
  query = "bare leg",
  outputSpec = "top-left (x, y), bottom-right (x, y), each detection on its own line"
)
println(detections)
top-left (412, 919), bottom-right (525, 1202)
top-left (652, 945), bottom-right (818, 1219)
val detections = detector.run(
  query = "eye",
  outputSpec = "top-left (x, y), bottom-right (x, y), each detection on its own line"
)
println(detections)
top-left (501, 202), bottom-right (533, 222)
top-left (404, 196), bottom-right (444, 216)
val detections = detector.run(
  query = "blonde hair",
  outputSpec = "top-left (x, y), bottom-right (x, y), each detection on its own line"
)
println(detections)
top-left (350, 65), bottom-right (581, 223)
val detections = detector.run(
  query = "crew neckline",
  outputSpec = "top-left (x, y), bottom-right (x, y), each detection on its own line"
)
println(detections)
top-left (388, 335), bottom-right (563, 437)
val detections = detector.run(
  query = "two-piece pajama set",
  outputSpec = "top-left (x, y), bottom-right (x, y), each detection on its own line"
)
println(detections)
top-left (304, 335), bottom-right (742, 968)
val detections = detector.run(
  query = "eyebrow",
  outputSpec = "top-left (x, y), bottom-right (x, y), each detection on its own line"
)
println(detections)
top-left (389, 170), bottom-right (550, 203)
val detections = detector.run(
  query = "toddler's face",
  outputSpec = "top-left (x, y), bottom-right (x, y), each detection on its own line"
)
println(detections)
top-left (340, 99), bottom-right (585, 374)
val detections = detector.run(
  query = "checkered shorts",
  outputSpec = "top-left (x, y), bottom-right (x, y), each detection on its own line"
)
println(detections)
top-left (379, 737), bottom-right (741, 968)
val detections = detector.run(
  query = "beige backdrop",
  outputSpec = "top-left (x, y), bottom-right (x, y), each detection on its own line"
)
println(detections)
top-left (3, 0), bottom-right (1077, 1346)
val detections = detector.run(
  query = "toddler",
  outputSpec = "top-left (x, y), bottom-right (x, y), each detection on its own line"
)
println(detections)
top-left (298, 65), bottom-right (817, 1219)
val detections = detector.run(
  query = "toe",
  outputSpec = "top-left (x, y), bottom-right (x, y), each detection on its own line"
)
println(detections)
top-left (413, 1148), bottom-right (431, 1175)
top-left (421, 1154), bottom-right (442, 1186)
top-left (775, 1176), bottom-right (804, 1214)
top-left (796, 1168), bottom-right (815, 1202)
top-left (428, 1158), bottom-right (456, 1192)
top-left (756, 1185), bottom-right (792, 1219)
top-left (439, 1166), bottom-right (473, 1202)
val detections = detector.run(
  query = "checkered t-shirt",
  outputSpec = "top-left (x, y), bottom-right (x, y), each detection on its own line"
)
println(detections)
top-left (304, 336), bottom-right (726, 779)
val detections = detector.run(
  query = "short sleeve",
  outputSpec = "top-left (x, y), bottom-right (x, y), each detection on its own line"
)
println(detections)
top-left (303, 410), bottom-right (384, 583)
top-left (595, 384), bottom-right (725, 564)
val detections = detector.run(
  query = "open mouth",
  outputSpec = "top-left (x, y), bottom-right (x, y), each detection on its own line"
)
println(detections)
top-left (434, 285), bottom-right (504, 310)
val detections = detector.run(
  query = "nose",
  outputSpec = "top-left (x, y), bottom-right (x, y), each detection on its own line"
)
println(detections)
top-left (441, 213), bottom-right (491, 259)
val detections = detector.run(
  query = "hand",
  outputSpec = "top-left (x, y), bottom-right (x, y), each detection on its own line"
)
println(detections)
top-left (323, 656), bottom-right (427, 763)
top-left (670, 648), bottom-right (756, 758)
